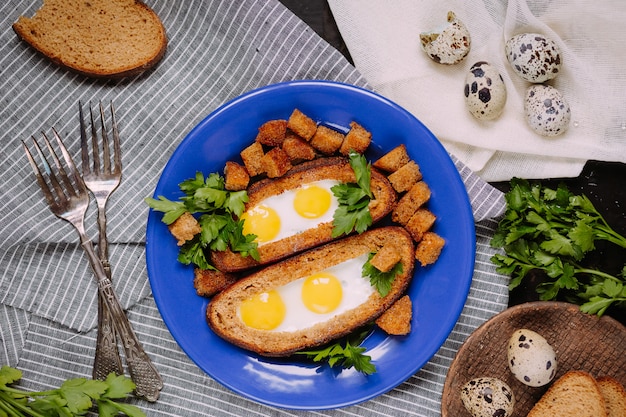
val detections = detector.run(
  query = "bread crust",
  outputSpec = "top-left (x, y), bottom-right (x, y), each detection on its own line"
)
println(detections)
top-left (12, 0), bottom-right (167, 79)
top-left (207, 226), bottom-right (415, 356)
top-left (211, 157), bottom-right (397, 272)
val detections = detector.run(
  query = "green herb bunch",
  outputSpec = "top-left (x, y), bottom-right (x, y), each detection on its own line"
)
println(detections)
top-left (490, 178), bottom-right (626, 316)
top-left (0, 366), bottom-right (144, 417)
top-left (145, 172), bottom-right (259, 270)
top-left (331, 151), bottom-right (373, 238)
top-left (294, 328), bottom-right (376, 375)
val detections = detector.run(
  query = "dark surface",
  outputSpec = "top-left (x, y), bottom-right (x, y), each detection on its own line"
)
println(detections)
top-left (280, 1), bottom-right (626, 325)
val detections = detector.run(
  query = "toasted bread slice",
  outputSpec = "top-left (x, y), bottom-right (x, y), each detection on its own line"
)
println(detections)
top-left (527, 371), bottom-right (608, 417)
top-left (211, 157), bottom-right (397, 272)
top-left (597, 376), bottom-right (626, 417)
top-left (207, 227), bottom-right (415, 356)
top-left (12, 0), bottom-right (167, 79)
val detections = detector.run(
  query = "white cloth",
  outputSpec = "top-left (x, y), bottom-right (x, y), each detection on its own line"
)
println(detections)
top-left (328, 0), bottom-right (626, 181)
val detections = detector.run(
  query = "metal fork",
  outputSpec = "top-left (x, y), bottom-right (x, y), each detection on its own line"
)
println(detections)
top-left (79, 101), bottom-right (124, 382)
top-left (23, 129), bottom-right (163, 402)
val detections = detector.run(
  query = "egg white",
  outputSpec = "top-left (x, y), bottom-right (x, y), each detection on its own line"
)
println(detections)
top-left (239, 253), bottom-right (374, 332)
top-left (247, 179), bottom-right (340, 246)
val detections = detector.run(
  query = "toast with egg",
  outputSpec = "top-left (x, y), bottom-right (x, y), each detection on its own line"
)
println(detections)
top-left (211, 157), bottom-right (397, 272)
top-left (207, 226), bottom-right (415, 357)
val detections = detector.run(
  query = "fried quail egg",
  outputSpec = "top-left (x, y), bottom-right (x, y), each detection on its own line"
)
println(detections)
top-left (508, 328), bottom-right (557, 387)
top-left (240, 179), bottom-right (340, 245)
top-left (461, 377), bottom-right (515, 417)
top-left (420, 11), bottom-right (471, 65)
top-left (505, 33), bottom-right (562, 83)
top-left (464, 61), bottom-right (507, 120)
top-left (237, 253), bottom-right (373, 331)
top-left (524, 84), bottom-right (571, 137)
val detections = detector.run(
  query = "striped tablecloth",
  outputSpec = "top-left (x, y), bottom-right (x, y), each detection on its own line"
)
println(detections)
top-left (0, 1), bottom-right (508, 415)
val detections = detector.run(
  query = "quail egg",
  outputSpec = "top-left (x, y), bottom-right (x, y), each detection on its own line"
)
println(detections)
top-left (524, 85), bottom-right (571, 137)
top-left (508, 328), bottom-right (557, 387)
top-left (461, 377), bottom-right (515, 417)
top-left (464, 61), bottom-right (507, 120)
top-left (420, 11), bottom-right (471, 65)
top-left (505, 33), bottom-right (562, 83)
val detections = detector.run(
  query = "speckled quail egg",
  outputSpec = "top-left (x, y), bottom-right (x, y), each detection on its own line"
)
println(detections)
top-left (508, 329), bottom-right (557, 387)
top-left (524, 85), bottom-right (571, 137)
top-left (461, 377), bottom-right (515, 417)
top-left (420, 11), bottom-right (471, 65)
top-left (464, 61), bottom-right (507, 120)
top-left (505, 33), bottom-right (562, 83)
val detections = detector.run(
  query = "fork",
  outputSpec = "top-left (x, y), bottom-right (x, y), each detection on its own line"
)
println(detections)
top-left (23, 129), bottom-right (163, 402)
top-left (79, 101), bottom-right (124, 382)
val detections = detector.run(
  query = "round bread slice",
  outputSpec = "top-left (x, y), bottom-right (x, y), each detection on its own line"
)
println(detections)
top-left (207, 226), bottom-right (415, 357)
top-left (211, 157), bottom-right (398, 272)
top-left (12, 0), bottom-right (167, 79)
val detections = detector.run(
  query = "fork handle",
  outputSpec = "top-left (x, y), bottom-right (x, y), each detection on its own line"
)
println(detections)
top-left (81, 238), bottom-right (163, 402)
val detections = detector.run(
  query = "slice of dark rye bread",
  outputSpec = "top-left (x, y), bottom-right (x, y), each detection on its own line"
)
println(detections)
top-left (211, 157), bottom-right (398, 272)
top-left (12, 0), bottom-right (167, 79)
top-left (207, 226), bottom-right (415, 356)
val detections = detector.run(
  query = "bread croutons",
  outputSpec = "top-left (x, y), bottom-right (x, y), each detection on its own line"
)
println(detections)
top-left (261, 147), bottom-right (292, 178)
top-left (373, 144), bottom-right (410, 172)
top-left (405, 208), bottom-right (436, 242)
top-left (287, 109), bottom-right (317, 140)
top-left (340, 121), bottom-right (371, 155)
top-left (224, 161), bottom-right (250, 191)
top-left (310, 125), bottom-right (345, 155)
top-left (392, 181), bottom-right (431, 225)
top-left (369, 244), bottom-right (402, 273)
top-left (388, 160), bottom-right (422, 193)
top-left (240, 142), bottom-right (265, 177)
top-left (255, 119), bottom-right (287, 147)
top-left (282, 133), bottom-right (317, 163)
top-left (414, 232), bottom-right (445, 266)
top-left (168, 212), bottom-right (201, 246)
top-left (194, 268), bottom-right (238, 297)
top-left (376, 295), bottom-right (412, 335)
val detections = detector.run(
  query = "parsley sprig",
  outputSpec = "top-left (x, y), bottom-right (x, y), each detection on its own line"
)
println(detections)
top-left (294, 328), bottom-right (376, 375)
top-left (331, 151), bottom-right (373, 238)
top-left (362, 253), bottom-right (403, 297)
top-left (490, 178), bottom-right (626, 316)
top-left (0, 366), bottom-right (144, 417)
top-left (145, 172), bottom-right (259, 270)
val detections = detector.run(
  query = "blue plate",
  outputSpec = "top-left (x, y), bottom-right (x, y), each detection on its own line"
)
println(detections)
top-left (145, 80), bottom-right (475, 410)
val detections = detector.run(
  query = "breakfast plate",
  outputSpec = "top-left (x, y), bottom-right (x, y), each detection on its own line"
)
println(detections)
top-left (145, 80), bottom-right (476, 409)
top-left (441, 301), bottom-right (626, 416)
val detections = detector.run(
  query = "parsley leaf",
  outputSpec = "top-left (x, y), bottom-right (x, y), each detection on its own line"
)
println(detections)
top-left (294, 329), bottom-right (376, 375)
top-left (491, 178), bottom-right (626, 316)
top-left (331, 151), bottom-right (373, 238)
top-left (0, 366), bottom-right (145, 416)
top-left (145, 171), bottom-right (258, 269)
top-left (362, 252), bottom-right (403, 296)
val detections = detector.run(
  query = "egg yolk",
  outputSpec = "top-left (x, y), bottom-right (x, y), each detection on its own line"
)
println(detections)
top-left (240, 205), bottom-right (281, 243)
top-left (301, 272), bottom-right (343, 314)
top-left (293, 185), bottom-right (332, 219)
top-left (239, 290), bottom-right (286, 330)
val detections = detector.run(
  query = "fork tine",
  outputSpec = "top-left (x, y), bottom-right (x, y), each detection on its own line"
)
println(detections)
top-left (99, 101), bottom-right (112, 175)
top-left (110, 101), bottom-right (122, 176)
top-left (51, 127), bottom-right (88, 196)
top-left (42, 131), bottom-right (76, 198)
top-left (22, 140), bottom-right (57, 208)
top-left (79, 100), bottom-right (90, 175)
top-left (90, 102), bottom-right (101, 176)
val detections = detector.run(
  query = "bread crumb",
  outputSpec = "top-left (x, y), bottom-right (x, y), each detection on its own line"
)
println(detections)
top-left (340, 121), bottom-right (371, 155)
top-left (255, 119), bottom-right (287, 147)
top-left (287, 109), bottom-right (317, 140)
top-left (261, 147), bottom-right (292, 178)
top-left (168, 212), bottom-right (201, 246)
top-left (405, 208), bottom-right (436, 242)
top-left (373, 144), bottom-right (410, 172)
top-left (240, 142), bottom-right (265, 177)
top-left (282, 133), bottom-right (317, 163)
top-left (310, 125), bottom-right (345, 155)
top-left (194, 268), bottom-right (238, 297)
top-left (392, 181), bottom-right (431, 225)
top-left (376, 295), bottom-right (412, 335)
top-left (224, 161), bottom-right (250, 191)
top-left (415, 232), bottom-right (444, 266)
top-left (369, 245), bottom-right (402, 273)
top-left (388, 160), bottom-right (422, 193)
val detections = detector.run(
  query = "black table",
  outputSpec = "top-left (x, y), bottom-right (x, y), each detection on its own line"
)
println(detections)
top-left (281, 0), bottom-right (626, 325)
